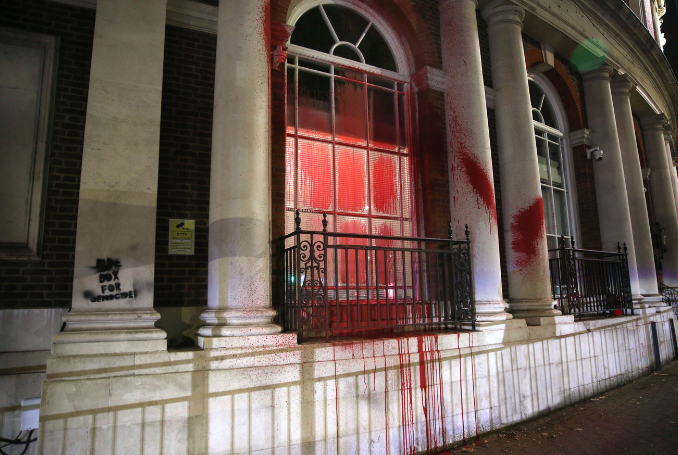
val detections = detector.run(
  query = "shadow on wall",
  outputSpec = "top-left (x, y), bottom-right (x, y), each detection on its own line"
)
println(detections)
top-left (36, 310), bottom-right (676, 454)
top-left (154, 306), bottom-right (205, 348)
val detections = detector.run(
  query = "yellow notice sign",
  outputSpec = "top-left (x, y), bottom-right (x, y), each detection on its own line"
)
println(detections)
top-left (169, 219), bottom-right (195, 255)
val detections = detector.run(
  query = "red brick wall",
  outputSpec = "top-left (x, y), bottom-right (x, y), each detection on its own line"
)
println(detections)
top-left (153, 25), bottom-right (216, 308)
top-left (0, 0), bottom-right (95, 310)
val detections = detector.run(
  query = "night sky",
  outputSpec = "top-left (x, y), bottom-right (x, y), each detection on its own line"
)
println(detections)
top-left (663, 0), bottom-right (678, 80)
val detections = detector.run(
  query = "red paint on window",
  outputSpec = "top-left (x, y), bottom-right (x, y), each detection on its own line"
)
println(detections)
top-left (298, 142), bottom-right (332, 210)
top-left (372, 154), bottom-right (399, 215)
top-left (338, 218), bottom-right (368, 285)
top-left (375, 223), bottom-right (396, 286)
top-left (510, 197), bottom-right (546, 269)
top-left (337, 148), bottom-right (366, 213)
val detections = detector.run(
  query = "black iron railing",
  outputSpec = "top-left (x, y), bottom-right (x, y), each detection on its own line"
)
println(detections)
top-left (548, 236), bottom-right (633, 318)
top-left (658, 282), bottom-right (678, 318)
top-left (272, 211), bottom-right (476, 342)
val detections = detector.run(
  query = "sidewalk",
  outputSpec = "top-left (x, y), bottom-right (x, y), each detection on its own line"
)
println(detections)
top-left (445, 360), bottom-right (678, 455)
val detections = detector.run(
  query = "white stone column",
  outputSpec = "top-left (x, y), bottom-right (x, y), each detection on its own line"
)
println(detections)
top-left (663, 131), bottom-right (678, 217)
top-left (440, 0), bottom-right (510, 322)
top-left (53, 0), bottom-right (168, 355)
top-left (482, 3), bottom-right (559, 321)
top-left (582, 65), bottom-right (643, 301)
top-left (644, 114), bottom-right (678, 286)
top-left (611, 75), bottom-right (660, 300)
top-left (197, 0), bottom-right (282, 343)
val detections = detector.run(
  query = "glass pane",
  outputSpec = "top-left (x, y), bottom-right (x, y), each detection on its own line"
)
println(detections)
top-left (358, 26), bottom-right (397, 72)
top-left (323, 5), bottom-right (369, 45)
top-left (541, 186), bottom-right (556, 235)
top-left (370, 152), bottom-right (400, 216)
top-left (297, 139), bottom-right (333, 211)
top-left (298, 70), bottom-right (332, 140)
top-left (336, 216), bottom-right (369, 287)
top-left (287, 68), bottom-right (295, 134)
top-left (290, 7), bottom-right (336, 54)
top-left (372, 219), bottom-right (401, 287)
top-left (553, 190), bottom-right (570, 237)
top-left (285, 137), bottom-right (296, 209)
top-left (367, 75), bottom-right (394, 90)
top-left (398, 94), bottom-right (407, 152)
top-left (546, 235), bottom-right (558, 250)
top-left (333, 44), bottom-right (362, 63)
top-left (528, 81), bottom-right (543, 110)
top-left (336, 146), bottom-right (368, 214)
top-left (401, 156), bottom-right (411, 218)
top-left (335, 67), bottom-right (363, 81)
top-left (535, 133), bottom-right (549, 182)
top-left (541, 97), bottom-right (558, 129)
top-left (335, 79), bottom-right (366, 145)
top-left (298, 58), bottom-right (330, 73)
top-left (549, 141), bottom-right (564, 187)
top-left (368, 87), bottom-right (397, 150)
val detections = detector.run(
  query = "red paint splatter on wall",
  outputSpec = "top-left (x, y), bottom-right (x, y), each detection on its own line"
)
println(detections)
top-left (398, 338), bottom-right (416, 454)
top-left (372, 154), bottom-right (399, 215)
top-left (510, 198), bottom-right (546, 269)
top-left (448, 113), bottom-right (497, 226)
top-left (417, 335), bottom-right (447, 453)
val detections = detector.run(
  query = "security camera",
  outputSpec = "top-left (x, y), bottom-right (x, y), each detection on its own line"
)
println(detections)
top-left (587, 147), bottom-right (603, 161)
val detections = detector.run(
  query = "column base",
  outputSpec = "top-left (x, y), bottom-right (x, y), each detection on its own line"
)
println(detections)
top-left (508, 298), bottom-right (561, 321)
top-left (475, 299), bottom-right (514, 322)
top-left (51, 309), bottom-right (166, 355)
top-left (197, 308), bottom-right (283, 337)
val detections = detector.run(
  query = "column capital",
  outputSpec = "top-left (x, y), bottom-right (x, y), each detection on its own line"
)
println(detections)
top-left (581, 64), bottom-right (614, 83)
top-left (440, 0), bottom-right (478, 8)
top-left (641, 113), bottom-right (668, 132)
top-left (610, 74), bottom-right (636, 96)
top-left (481, 2), bottom-right (525, 31)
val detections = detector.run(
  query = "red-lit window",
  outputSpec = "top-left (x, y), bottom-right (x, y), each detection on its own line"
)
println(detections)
top-left (285, 58), bottom-right (412, 241)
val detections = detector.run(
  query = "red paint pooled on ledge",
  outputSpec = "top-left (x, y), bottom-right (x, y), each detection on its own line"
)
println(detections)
top-left (510, 197), bottom-right (545, 269)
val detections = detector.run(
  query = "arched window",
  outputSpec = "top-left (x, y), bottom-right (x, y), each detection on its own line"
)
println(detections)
top-left (529, 79), bottom-right (573, 249)
top-left (285, 4), bottom-right (412, 245)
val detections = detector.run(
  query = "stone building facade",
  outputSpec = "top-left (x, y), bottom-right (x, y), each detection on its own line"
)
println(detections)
top-left (1, 0), bottom-right (678, 453)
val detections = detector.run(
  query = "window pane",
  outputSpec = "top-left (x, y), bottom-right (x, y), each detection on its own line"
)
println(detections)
top-left (542, 186), bottom-right (556, 235)
top-left (370, 152), bottom-right (400, 216)
top-left (549, 141), bottom-right (564, 187)
top-left (323, 5), bottom-right (369, 45)
top-left (333, 44), bottom-right (362, 63)
top-left (287, 68), bottom-right (295, 133)
top-left (373, 219), bottom-right (401, 286)
top-left (335, 79), bottom-right (366, 145)
top-left (535, 133), bottom-right (549, 182)
top-left (286, 137), bottom-right (296, 209)
top-left (357, 26), bottom-right (397, 72)
top-left (335, 67), bottom-right (363, 81)
top-left (298, 58), bottom-right (330, 73)
top-left (398, 94), bottom-right (407, 152)
top-left (553, 190), bottom-right (570, 237)
top-left (337, 216), bottom-right (369, 286)
top-left (367, 75), bottom-right (394, 90)
top-left (336, 146), bottom-right (367, 214)
top-left (298, 70), bottom-right (332, 140)
top-left (368, 87), bottom-right (397, 150)
top-left (290, 7), bottom-right (336, 54)
top-left (298, 139), bottom-right (333, 211)
top-left (401, 156), bottom-right (411, 218)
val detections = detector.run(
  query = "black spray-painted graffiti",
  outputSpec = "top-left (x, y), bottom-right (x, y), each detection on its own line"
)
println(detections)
top-left (85, 258), bottom-right (135, 302)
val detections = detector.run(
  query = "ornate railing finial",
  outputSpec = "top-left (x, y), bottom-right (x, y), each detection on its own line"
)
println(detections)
top-left (322, 212), bottom-right (328, 232)
top-left (571, 237), bottom-right (576, 249)
top-left (617, 242), bottom-right (621, 253)
top-left (623, 242), bottom-right (628, 254)
top-left (448, 222), bottom-right (453, 239)
top-left (559, 234), bottom-right (565, 249)
top-left (295, 209), bottom-right (301, 232)
top-left (465, 224), bottom-right (470, 241)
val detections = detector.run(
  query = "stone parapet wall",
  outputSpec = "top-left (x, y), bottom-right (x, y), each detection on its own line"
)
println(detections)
top-left (38, 309), bottom-right (676, 454)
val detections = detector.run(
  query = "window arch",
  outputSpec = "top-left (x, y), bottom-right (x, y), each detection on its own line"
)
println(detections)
top-left (528, 77), bottom-right (577, 249)
top-left (285, 3), bottom-right (414, 248)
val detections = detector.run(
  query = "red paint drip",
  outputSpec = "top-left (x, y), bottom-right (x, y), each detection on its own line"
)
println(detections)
top-left (417, 335), bottom-right (447, 453)
top-left (383, 340), bottom-right (390, 454)
top-left (469, 333), bottom-right (480, 443)
top-left (510, 197), bottom-right (546, 269)
top-left (398, 338), bottom-right (416, 455)
top-left (372, 154), bottom-right (399, 215)
top-left (333, 345), bottom-right (340, 455)
top-left (457, 333), bottom-right (466, 445)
